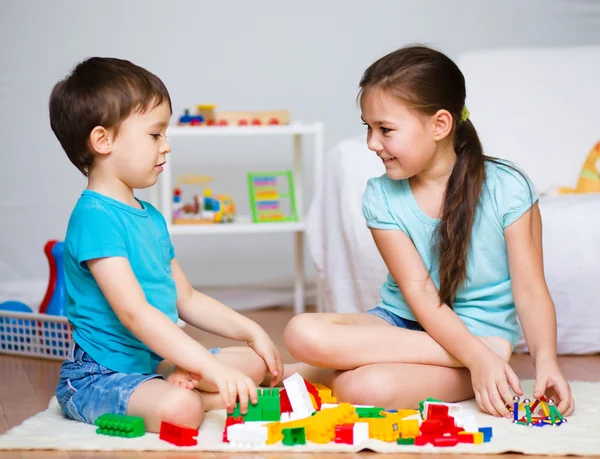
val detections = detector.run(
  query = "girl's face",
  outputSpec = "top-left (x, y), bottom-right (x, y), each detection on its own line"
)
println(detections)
top-left (361, 88), bottom-right (437, 180)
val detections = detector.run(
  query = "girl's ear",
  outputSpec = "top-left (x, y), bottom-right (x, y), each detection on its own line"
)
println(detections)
top-left (89, 126), bottom-right (113, 155)
top-left (432, 109), bottom-right (453, 141)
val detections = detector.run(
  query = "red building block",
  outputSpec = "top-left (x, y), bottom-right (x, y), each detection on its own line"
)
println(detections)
top-left (433, 435), bottom-right (459, 447)
top-left (159, 421), bottom-right (198, 447)
top-left (427, 404), bottom-right (449, 420)
top-left (458, 433), bottom-right (475, 443)
top-left (334, 424), bottom-right (354, 444)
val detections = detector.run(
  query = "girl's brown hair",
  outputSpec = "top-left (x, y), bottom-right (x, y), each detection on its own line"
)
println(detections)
top-left (359, 45), bottom-right (487, 307)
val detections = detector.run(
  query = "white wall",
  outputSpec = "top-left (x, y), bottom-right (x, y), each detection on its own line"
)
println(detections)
top-left (1, 0), bottom-right (600, 291)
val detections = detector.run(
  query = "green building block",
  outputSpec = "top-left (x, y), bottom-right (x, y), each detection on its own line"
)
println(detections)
top-left (282, 427), bottom-right (306, 446)
top-left (95, 413), bottom-right (145, 438)
top-left (356, 407), bottom-right (385, 418)
top-left (397, 437), bottom-right (416, 445)
top-left (230, 387), bottom-right (281, 422)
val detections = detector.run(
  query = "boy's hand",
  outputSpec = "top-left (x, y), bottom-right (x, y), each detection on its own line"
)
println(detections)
top-left (247, 330), bottom-right (284, 387)
top-left (533, 357), bottom-right (574, 416)
top-left (167, 366), bottom-right (200, 390)
top-left (200, 357), bottom-right (258, 413)
top-left (469, 351), bottom-right (523, 418)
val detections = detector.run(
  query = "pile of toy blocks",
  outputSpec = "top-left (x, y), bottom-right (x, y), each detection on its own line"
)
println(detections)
top-left (222, 373), bottom-right (495, 448)
top-left (510, 395), bottom-right (566, 426)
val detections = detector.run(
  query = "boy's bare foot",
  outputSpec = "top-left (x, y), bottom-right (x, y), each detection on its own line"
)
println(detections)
top-left (166, 366), bottom-right (200, 390)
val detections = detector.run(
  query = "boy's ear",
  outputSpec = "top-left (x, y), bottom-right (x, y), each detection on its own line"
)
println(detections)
top-left (431, 109), bottom-right (453, 141)
top-left (89, 126), bottom-right (112, 155)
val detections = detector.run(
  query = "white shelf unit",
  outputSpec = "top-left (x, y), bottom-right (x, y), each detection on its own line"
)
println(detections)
top-left (151, 122), bottom-right (325, 315)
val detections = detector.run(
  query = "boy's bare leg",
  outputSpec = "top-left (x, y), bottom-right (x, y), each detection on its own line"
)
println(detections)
top-left (127, 378), bottom-right (204, 432)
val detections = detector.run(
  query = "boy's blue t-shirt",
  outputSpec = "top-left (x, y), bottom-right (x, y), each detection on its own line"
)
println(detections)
top-left (362, 160), bottom-right (538, 348)
top-left (64, 190), bottom-right (178, 374)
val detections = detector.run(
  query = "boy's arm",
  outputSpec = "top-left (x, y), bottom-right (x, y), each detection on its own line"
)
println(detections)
top-left (505, 203), bottom-right (574, 415)
top-left (171, 258), bottom-right (283, 384)
top-left (87, 256), bottom-right (258, 408)
top-left (171, 258), bottom-right (263, 341)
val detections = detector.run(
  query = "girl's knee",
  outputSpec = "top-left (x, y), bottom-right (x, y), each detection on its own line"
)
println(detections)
top-left (283, 313), bottom-right (325, 359)
top-left (480, 336), bottom-right (512, 362)
top-left (333, 368), bottom-right (396, 407)
top-left (157, 388), bottom-right (204, 429)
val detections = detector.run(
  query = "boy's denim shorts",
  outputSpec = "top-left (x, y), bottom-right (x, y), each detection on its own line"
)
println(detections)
top-left (367, 306), bottom-right (425, 331)
top-left (56, 341), bottom-right (220, 424)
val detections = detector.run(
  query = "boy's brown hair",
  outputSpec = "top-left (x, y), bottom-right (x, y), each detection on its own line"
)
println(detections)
top-left (49, 57), bottom-right (172, 176)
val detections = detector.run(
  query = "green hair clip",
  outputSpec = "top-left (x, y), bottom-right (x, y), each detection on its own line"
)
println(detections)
top-left (460, 106), bottom-right (470, 122)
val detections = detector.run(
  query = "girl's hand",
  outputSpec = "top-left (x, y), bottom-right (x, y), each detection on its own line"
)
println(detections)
top-left (247, 330), bottom-right (284, 387)
top-left (199, 357), bottom-right (258, 413)
top-left (534, 357), bottom-right (574, 416)
top-left (469, 352), bottom-right (523, 418)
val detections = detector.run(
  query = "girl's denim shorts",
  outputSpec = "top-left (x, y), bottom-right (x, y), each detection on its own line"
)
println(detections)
top-left (56, 341), bottom-right (220, 424)
top-left (367, 306), bottom-right (425, 331)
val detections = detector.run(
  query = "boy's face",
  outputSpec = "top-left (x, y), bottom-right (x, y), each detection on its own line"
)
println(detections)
top-left (109, 101), bottom-right (172, 189)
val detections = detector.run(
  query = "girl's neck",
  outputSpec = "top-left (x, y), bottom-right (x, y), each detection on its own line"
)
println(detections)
top-left (410, 141), bottom-right (456, 190)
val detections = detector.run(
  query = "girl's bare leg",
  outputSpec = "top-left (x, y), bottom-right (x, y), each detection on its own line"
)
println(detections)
top-left (284, 312), bottom-right (511, 371)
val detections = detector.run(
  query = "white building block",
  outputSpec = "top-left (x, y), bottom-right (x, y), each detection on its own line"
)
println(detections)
top-left (353, 422), bottom-right (369, 445)
top-left (283, 373), bottom-right (314, 418)
top-left (455, 414), bottom-right (478, 433)
top-left (227, 423), bottom-right (268, 446)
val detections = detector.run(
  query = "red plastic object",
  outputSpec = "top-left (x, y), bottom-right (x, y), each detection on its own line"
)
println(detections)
top-left (420, 419), bottom-right (443, 435)
top-left (427, 404), bottom-right (449, 420)
top-left (251, 118), bottom-right (261, 125)
top-left (190, 119), bottom-right (202, 126)
top-left (432, 435), bottom-right (459, 447)
top-left (159, 421), bottom-right (198, 446)
top-left (222, 416), bottom-right (243, 443)
top-left (238, 119), bottom-right (249, 126)
top-left (303, 379), bottom-right (322, 410)
top-left (334, 424), bottom-right (354, 444)
top-left (39, 240), bottom-right (58, 314)
top-left (218, 119), bottom-right (228, 126)
top-left (268, 118), bottom-right (279, 125)
top-left (279, 388), bottom-right (293, 413)
top-left (458, 433), bottom-right (474, 443)
top-left (207, 119), bottom-right (216, 126)
top-left (415, 434), bottom-right (433, 446)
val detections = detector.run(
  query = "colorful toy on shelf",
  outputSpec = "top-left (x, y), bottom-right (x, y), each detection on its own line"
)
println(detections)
top-left (178, 104), bottom-right (290, 127)
top-left (510, 395), bottom-right (566, 426)
top-left (172, 174), bottom-right (236, 225)
top-left (247, 171), bottom-right (298, 223)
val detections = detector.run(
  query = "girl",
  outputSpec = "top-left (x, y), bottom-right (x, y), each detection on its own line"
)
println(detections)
top-left (284, 45), bottom-right (574, 418)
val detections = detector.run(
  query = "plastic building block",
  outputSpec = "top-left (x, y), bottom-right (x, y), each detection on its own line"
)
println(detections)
top-left (397, 437), bottom-right (416, 445)
top-left (433, 435), bottom-right (459, 447)
top-left (222, 416), bottom-right (243, 443)
top-left (356, 407), bottom-right (385, 418)
top-left (427, 404), bottom-right (449, 420)
top-left (472, 431), bottom-right (484, 444)
top-left (230, 388), bottom-right (281, 422)
top-left (400, 419), bottom-right (420, 438)
top-left (313, 382), bottom-right (337, 403)
top-left (334, 424), bottom-right (354, 444)
top-left (159, 421), bottom-right (198, 446)
top-left (478, 426), bottom-right (493, 442)
top-left (95, 413), bottom-right (145, 438)
top-left (353, 422), bottom-right (369, 445)
top-left (282, 427), bottom-right (306, 446)
top-left (227, 423), bottom-right (268, 446)
top-left (283, 373), bottom-right (315, 418)
top-left (458, 432), bottom-right (475, 443)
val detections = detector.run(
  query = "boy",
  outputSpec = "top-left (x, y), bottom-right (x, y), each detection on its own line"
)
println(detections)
top-left (49, 57), bottom-right (282, 432)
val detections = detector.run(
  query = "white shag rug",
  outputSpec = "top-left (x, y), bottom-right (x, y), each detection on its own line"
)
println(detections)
top-left (0, 380), bottom-right (599, 455)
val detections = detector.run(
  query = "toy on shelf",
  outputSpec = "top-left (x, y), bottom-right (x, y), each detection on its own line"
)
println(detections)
top-left (178, 104), bottom-right (290, 127)
top-left (247, 171), bottom-right (298, 223)
top-left (220, 373), bottom-right (494, 448)
top-left (510, 395), bottom-right (566, 426)
top-left (558, 141), bottom-right (600, 194)
top-left (172, 174), bottom-right (236, 225)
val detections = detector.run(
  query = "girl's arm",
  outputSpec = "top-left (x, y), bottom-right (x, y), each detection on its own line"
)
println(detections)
top-left (371, 228), bottom-right (521, 416)
top-left (504, 203), bottom-right (574, 415)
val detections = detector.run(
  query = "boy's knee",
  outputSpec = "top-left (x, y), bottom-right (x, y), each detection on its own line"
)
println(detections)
top-left (244, 349), bottom-right (268, 385)
top-left (283, 313), bottom-right (326, 361)
top-left (157, 388), bottom-right (204, 429)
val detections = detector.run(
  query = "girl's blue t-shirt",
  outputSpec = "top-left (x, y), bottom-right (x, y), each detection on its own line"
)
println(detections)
top-left (64, 190), bottom-right (178, 374)
top-left (362, 160), bottom-right (538, 347)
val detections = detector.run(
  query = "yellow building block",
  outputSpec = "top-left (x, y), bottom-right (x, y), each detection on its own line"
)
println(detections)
top-left (363, 416), bottom-right (401, 442)
top-left (399, 419), bottom-right (420, 438)
top-left (312, 383), bottom-right (338, 404)
top-left (473, 432), bottom-right (484, 444)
